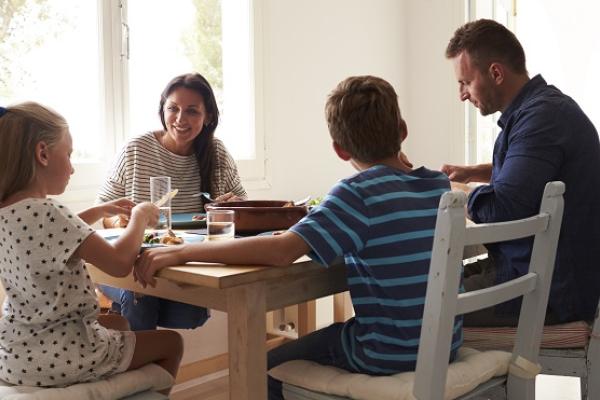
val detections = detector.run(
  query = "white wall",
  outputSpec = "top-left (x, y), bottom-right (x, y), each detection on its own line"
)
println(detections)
top-left (248, 0), bottom-right (407, 201)
top-left (403, 0), bottom-right (465, 168)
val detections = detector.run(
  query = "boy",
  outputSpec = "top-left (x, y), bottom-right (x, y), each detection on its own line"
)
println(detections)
top-left (135, 75), bottom-right (463, 400)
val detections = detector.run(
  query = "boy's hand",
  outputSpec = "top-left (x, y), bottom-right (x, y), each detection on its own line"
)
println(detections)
top-left (134, 246), bottom-right (184, 287)
top-left (131, 202), bottom-right (160, 228)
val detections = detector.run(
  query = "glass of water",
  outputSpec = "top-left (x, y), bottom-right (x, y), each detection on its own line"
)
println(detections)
top-left (207, 209), bottom-right (235, 241)
top-left (150, 176), bottom-right (172, 230)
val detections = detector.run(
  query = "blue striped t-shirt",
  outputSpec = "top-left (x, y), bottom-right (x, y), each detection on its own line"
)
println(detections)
top-left (290, 165), bottom-right (463, 375)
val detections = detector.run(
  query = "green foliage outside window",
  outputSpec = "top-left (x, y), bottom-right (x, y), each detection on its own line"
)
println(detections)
top-left (183, 0), bottom-right (223, 104)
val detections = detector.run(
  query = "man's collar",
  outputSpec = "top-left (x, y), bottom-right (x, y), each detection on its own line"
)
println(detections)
top-left (498, 74), bottom-right (546, 128)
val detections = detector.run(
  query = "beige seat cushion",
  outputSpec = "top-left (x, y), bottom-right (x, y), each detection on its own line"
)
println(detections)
top-left (0, 363), bottom-right (173, 400)
top-left (268, 347), bottom-right (510, 400)
top-left (463, 321), bottom-right (591, 351)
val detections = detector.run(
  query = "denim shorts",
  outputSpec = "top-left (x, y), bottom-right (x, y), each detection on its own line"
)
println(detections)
top-left (99, 285), bottom-right (210, 331)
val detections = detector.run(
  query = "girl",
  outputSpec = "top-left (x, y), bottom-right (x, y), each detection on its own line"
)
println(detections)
top-left (0, 102), bottom-right (182, 393)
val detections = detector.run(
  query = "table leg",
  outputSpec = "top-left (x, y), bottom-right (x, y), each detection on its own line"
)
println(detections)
top-left (334, 292), bottom-right (352, 322)
top-left (297, 300), bottom-right (316, 337)
top-left (227, 282), bottom-right (267, 400)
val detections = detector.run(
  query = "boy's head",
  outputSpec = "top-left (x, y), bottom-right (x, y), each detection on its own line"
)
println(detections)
top-left (325, 75), bottom-right (406, 164)
top-left (0, 102), bottom-right (68, 202)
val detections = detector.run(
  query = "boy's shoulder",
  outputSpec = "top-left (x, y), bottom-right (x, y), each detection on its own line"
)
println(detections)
top-left (341, 165), bottom-right (448, 188)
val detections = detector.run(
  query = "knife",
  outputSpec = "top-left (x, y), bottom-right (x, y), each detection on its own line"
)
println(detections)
top-left (154, 189), bottom-right (179, 207)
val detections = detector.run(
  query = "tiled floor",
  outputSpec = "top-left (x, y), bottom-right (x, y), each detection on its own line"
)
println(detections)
top-left (536, 374), bottom-right (581, 399)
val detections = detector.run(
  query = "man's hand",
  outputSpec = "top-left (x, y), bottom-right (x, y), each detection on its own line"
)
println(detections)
top-left (134, 246), bottom-right (184, 288)
top-left (441, 164), bottom-right (472, 183)
top-left (450, 181), bottom-right (473, 195)
top-left (441, 163), bottom-right (492, 183)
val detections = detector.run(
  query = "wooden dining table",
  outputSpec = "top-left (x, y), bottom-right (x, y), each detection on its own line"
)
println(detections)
top-left (87, 256), bottom-right (348, 400)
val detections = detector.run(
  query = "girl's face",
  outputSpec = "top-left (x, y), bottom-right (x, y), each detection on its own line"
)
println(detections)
top-left (40, 130), bottom-right (74, 196)
top-left (162, 87), bottom-right (210, 155)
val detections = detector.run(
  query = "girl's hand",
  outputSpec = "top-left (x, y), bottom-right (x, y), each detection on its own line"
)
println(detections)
top-left (102, 198), bottom-right (137, 217)
top-left (134, 246), bottom-right (183, 287)
top-left (131, 202), bottom-right (160, 228)
top-left (214, 192), bottom-right (243, 202)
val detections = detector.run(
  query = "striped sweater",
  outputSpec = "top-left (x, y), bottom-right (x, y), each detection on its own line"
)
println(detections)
top-left (96, 131), bottom-right (246, 213)
top-left (290, 165), bottom-right (463, 375)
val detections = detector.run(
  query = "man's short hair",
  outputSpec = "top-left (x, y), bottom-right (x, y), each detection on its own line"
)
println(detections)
top-left (325, 76), bottom-right (404, 163)
top-left (446, 19), bottom-right (527, 74)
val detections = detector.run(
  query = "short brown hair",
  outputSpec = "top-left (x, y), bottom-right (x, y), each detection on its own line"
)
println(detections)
top-left (446, 19), bottom-right (527, 74)
top-left (325, 76), bottom-right (405, 163)
top-left (0, 102), bottom-right (68, 202)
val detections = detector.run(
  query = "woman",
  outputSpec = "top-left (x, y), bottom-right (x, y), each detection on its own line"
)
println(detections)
top-left (97, 72), bottom-right (246, 330)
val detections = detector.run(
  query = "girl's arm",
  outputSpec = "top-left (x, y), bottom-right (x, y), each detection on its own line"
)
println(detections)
top-left (134, 231), bottom-right (310, 287)
top-left (73, 202), bottom-right (158, 277)
top-left (78, 198), bottom-right (136, 225)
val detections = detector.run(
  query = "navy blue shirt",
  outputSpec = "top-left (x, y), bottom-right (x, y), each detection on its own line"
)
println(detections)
top-left (468, 75), bottom-right (600, 322)
top-left (291, 166), bottom-right (462, 374)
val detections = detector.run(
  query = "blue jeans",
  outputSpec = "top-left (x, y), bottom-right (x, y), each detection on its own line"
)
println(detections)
top-left (99, 285), bottom-right (210, 331)
top-left (268, 323), bottom-right (353, 400)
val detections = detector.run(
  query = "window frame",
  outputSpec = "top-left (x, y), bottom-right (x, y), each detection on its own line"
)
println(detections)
top-left (58, 0), bottom-right (267, 206)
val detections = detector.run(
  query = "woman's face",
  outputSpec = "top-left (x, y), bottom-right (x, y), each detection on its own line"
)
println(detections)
top-left (163, 87), bottom-right (210, 154)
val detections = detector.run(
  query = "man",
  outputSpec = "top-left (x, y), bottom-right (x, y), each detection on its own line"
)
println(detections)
top-left (443, 19), bottom-right (600, 326)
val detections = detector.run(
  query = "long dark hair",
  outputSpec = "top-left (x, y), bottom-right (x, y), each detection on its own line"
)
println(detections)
top-left (159, 73), bottom-right (220, 194)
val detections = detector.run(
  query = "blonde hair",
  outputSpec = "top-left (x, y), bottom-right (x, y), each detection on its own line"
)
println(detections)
top-left (0, 102), bottom-right (68, 202)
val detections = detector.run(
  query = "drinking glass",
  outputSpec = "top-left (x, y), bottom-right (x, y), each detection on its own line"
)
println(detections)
top-left (150, 176), bottom-right (172, 230)
top-left (207, 210), bottom-right (235, 241)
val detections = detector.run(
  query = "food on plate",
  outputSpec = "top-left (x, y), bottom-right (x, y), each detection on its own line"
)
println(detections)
top-left (143, 230), bottom-right (184, 245)
top-left (307, 196), bottom-right (323, 206)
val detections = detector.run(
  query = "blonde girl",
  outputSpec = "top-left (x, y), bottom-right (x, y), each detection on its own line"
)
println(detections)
top-left (0, 102), bottom-right (182, 393)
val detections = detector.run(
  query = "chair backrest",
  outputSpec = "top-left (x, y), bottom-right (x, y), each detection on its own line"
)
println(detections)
top-left (413, 181), bottom-right (565, 400)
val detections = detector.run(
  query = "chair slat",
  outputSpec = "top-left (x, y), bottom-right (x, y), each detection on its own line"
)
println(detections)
top-left (464, 214), bottom-right (549, 246)
top-left (456, 273), bottom-right (537, 315)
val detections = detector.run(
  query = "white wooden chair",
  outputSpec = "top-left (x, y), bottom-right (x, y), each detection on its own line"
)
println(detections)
top-left (270, 181), bottom-right (565, 400)
top-left (536, 299), bottom-right (600, 400)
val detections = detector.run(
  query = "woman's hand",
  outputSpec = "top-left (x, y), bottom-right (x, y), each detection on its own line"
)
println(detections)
top-left (214, 192), bottom-right (244, 202)
top-left (134, 246), bottom-right (184, 288)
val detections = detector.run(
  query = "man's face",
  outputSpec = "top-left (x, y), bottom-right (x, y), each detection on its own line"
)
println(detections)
top-left (452, 51), bottom-right (500, 116)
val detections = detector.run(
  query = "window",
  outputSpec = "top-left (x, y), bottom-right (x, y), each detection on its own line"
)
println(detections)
top-left (465, 0), bottom-right (600, 165)
top-left (0, 1), bottom-right (103, 163)
top-left (464, 0), bottom-right (514, 165)
top-left (0, 0), bottom-right (262, 204)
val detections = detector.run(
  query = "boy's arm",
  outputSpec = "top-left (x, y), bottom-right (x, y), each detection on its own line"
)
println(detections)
top-left (78, 198), bottom-right (136, 225)
top-left (134, 231), bottom-right (311, 287)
